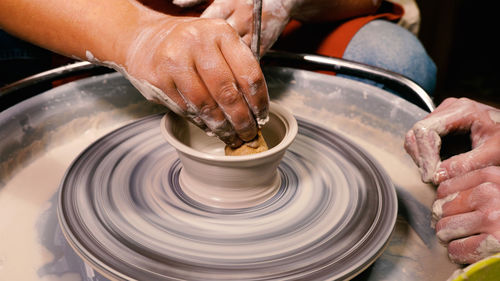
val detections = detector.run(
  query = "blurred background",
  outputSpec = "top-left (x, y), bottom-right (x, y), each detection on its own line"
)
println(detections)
top-left (418, 0), bottom-right (499, 106)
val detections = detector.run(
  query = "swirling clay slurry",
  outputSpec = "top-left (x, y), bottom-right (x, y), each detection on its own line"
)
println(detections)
top-left (0, 102), bottom-right (158, 280)
top-left (58, 113), bottom-right (396, 280)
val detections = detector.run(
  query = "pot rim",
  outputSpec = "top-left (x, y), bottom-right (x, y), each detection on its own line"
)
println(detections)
top-left (160, 102), bottom-right (298, 163)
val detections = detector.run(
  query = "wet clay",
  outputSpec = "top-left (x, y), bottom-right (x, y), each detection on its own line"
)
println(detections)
top-left (225, 130), bottom-right (268, 156)
top-left (59, 114), bottom-right (397, 280)
top-left (0, 68), bottom-right (461, 280)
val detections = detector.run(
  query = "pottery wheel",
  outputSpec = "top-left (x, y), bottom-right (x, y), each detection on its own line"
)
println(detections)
top-left (58, 113), bottom-right (397, 280)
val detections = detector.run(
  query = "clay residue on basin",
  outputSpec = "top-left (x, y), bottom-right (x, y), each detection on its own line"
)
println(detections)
top-left (0, 125), bottom-right (114, 280)
top-left (0, 100), bottom-right (164, 188)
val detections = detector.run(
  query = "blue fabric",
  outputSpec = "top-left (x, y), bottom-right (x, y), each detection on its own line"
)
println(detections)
top-left (341, 19), bottom-right (437, 96)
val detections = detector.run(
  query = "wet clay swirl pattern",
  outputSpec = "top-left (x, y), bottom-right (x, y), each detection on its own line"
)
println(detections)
top-left (58, 114), bottom-right (397, 280)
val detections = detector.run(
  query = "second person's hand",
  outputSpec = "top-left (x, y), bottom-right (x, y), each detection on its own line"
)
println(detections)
top-left (404, 98), bottom-right (500, 184)
top-left (201, 0), bottom-right (296, 55)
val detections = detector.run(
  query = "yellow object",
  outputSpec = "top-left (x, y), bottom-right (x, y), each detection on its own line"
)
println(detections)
top-left (448, 253), bottom-right (500, 281)
top-left (225, 130), bottom-right (268, 156)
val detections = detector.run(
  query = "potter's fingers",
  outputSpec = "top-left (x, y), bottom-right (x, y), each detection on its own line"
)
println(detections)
top-left (430, 97), bottom-right (458, 115)
top-left (241, 33), bottom-right (251, 47)
top-left (437, 166), bottom-right (500, 198)
top-left (432, 192), bottom-right (459, 227)
top-left (226, 13), bottom-right (251, 38)
top-left (438, 181), bottom-right (500, 218)
top-left (419, 98), bottom-right (477, 132)
top-left (135, 75), bottom-right (208, 131)
top-left (136, 75), bottom-right (195, 118)
top-left (219, 33), bottom-right (269, 126)
top-left (172, 0), bottom-right (207, 8)
top-left (438, 190), bottom-right (474, 218)
top-left (468, 182), bottom-right (500, 212)
top-left (412, 98), bottom-right (482, 139)
top-left (411, 125), bottom-right (442, 183)
top-left (404, 129), bottom-right (421, 167)
top-left (436, 211), bottom-right (482, 243)
top-left (170, 64), bottom-right (243, 147)
top-left (201, 0), bottom-right (233, 19)
top-left (156, 74), bottom-right (208, 130)
top-left (435, 181), bottom-right (500, 223)
top-left (194, 39), bottom-right (257, 142)
top-left (435, 142), bottom-right (500, 184)
top-left (448, 234), bottom-right (500, 264)
top-left (422, 98), bottom-right (498, 132)
top-left (410, 99), bottom-right (489, 184)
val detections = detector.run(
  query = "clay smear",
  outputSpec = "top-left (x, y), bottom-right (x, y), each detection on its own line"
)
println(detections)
top-left (225, 130), bottom-right (269, 155)
top-left (431, 192), bottom-right (458, 228)
top-left (0, 127), bottom-right (113, 280)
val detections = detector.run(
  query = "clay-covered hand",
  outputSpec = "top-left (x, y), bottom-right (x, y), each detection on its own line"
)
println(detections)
top-left (122, 17), bottom-right (269, 147)
top-left (404, 98), bottom-right (500, 185)
top-left (432, 166), bottom-right (500, 264)
top-left (172, 0), bottom-right (207, 8)
top-left (201, 0), bottom-right (297, 55)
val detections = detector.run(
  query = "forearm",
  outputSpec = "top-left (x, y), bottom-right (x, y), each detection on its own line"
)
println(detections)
top-left (1, 0), bottom-right (269, 146)
top-left (0, 0), bottom-right (162, 64)
top-left (292, 0), bottom-right (382, 23)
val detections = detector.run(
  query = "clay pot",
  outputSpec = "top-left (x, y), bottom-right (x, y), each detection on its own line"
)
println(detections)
top-left (160, 102), bottom-right (298, 209)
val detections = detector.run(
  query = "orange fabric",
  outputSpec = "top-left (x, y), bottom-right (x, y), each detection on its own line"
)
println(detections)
top-left (317, 3), bottom-right (404, 58)
top-left (136, 0), bottom-right (403, 59)
top-left (275, 2), bottom-right (404, 58)
top-left (50, 1), bottom-right (404, 86)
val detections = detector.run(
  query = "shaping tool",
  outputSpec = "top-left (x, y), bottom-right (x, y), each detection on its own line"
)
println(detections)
top-left (251, 0), bottom-right (262, 59)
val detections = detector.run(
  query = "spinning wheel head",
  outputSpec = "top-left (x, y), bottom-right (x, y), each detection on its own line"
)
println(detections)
top-left (160, 102), bottom-right (298, 208)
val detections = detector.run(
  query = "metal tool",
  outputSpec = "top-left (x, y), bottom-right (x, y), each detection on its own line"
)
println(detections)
top-left (251, 0), bottom-right (263, 59)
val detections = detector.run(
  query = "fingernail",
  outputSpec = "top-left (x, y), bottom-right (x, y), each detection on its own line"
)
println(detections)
top-left (434, 168), bottom-right (448, 185)
top-left (239, 124), bottom-right (258, 142)
top-left (229, 138), bottom-right (243, 148)
top-left (219, 132), bottom-right (242, 148)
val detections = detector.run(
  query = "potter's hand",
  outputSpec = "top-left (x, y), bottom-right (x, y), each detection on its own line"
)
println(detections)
top-left (404, 98), bottom-right (500, 185)
top-left (201, 0), bottom-right (297, 55)
top-left (172, 0), bottom-right (207, 8)
top-left (432, 167), bottom-right (500, 264)
top-left (124, 17), bottom-right (269, 147)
